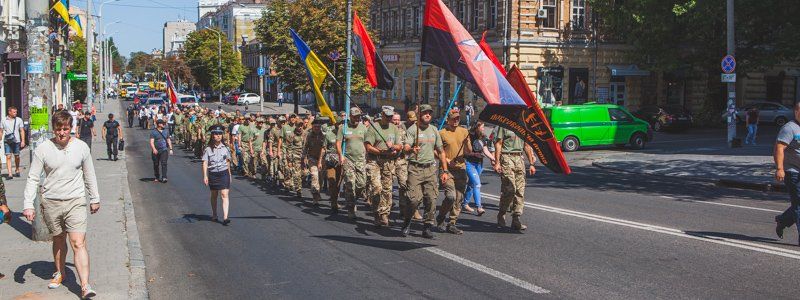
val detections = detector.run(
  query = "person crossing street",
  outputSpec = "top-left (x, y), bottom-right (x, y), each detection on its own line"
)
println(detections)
top-left (337, 107), bottom-right (368, 219)
top-left (493, 127), bottom-right (537, 232)
top-left (401, 104), bottom-right (446, 239)
top-left (364, 106), bottom-right (402, 227)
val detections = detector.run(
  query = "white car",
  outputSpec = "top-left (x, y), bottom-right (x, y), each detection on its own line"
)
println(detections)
top-left (178, 95), bottom-right (199, 107)
top-left (237, 93), bottom-right (261, 105)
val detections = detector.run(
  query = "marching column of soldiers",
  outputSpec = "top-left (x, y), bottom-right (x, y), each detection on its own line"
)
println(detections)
top-left (172, 102), bottom-right (537, 239)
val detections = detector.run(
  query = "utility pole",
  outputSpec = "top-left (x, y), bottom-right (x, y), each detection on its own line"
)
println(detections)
top-left (25, 1), bottom-right (53, 242)
top-left (87, 0), bottom-right (94, 109)
top-left (726, 0), bottom-right (736, 147)
top-left (259, 43), bottom-right (264, 112)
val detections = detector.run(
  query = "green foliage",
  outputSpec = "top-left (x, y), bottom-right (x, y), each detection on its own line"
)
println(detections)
top-left (255, 0), bottom-right (374, 96)
top-left (126, 51), bottom-right (159, 80)
top-left (589, 0), bottom-right (800, 74)
top-left (160, 54), bottom-right (195, 88)
top-left (183, 29), bottom-right (247, 92)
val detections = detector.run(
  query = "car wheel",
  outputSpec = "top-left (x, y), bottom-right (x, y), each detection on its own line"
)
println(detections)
top-left (653, 121), bottom-right (663, 132)
top-left (776, 116), bottom-right (788, 127)
top-left (629, 132), bottom-right (646, 150)
top-left (562, 136), bottom-right (580, 152)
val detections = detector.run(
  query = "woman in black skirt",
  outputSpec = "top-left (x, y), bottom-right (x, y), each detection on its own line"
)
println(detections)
top-left (203, 125), bottom-right (233, 225)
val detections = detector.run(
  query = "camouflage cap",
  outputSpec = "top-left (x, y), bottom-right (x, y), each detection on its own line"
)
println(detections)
top-left (350, 107), bottom-right (362, 116)
top-left (406, 110), bottom-right (417, 122)
top-left (419, 104), bottom-right (433, 113)
top-left (381, 105), bottom-right (395, 116)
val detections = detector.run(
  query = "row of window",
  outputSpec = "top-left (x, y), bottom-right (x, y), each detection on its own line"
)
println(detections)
top-left (370, 0), bottom-right (590, 43)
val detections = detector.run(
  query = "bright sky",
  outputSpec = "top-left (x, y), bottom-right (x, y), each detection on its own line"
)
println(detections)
top-left (70, 0), bottom-right (199, 58)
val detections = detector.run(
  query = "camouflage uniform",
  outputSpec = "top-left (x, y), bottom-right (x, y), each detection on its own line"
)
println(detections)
top-left (239, 120), bottom-right (255, 177)
top-left (495, 127), bottom-right (528, 231)
top-left (284, 126), bottom-right (305, 195)
top-left (365, 117), bottom-right (400, 226)
top-left (268, 122), bottom-right (283, 182)
top-left (324, 125), bottom-right (340, 210)
top-left (303, 127), bottom-right (327, 203)
top-left (338, 118), bottom-right (368, 218)
top-left (252, 122), bottom-right (268, 180)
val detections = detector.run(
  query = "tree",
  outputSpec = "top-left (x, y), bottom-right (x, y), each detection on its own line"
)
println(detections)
top-left (255, 0), bottom-right (374, 105)
top-left (183, 29), bottom-right (247, 93)
top-left (127, 51), bottom-right (158, 81)
top-left (161, 54), bottom-right (195, 89)
top-left (106, 37), bottom-right (126, 74)
top-left (68, 36), bottom-right (88, 101)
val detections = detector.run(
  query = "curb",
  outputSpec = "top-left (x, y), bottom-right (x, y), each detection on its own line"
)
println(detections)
top-left (591, 161), bottom-right (783, 193)
top-left (116, 100), bottom-right (149, 299)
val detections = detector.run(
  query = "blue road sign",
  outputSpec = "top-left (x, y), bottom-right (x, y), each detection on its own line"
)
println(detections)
top-left (257, 67), bottom-right (265, 76)
top-left (721, 55), bottom-right (736, 74)
top-left (329, 50), bottom-right (341, 61)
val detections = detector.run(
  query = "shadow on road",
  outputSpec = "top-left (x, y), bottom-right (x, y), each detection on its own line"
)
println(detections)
top-left (684, 230), bottom-right (797, 247)
top-left (312, 235), bottom-right (434, 251)
top-left (14, 261), bottom-right (81, 296)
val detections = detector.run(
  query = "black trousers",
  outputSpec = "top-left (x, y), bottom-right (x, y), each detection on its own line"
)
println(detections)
top-left (80, 137), bottom-right (92, 151)
top-left (127, 115), bottom-right (134, 127)
top-left (106, 136), bottom-right (118, 158)
top-left (152, 149), bottom-right (169, 180)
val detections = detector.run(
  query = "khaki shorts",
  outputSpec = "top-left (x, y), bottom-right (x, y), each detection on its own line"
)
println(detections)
top-left (41, 197), bottom-right (88, 236)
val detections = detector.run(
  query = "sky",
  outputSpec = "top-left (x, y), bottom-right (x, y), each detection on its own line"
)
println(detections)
top-left (70, 0), bottom-right (200, 57)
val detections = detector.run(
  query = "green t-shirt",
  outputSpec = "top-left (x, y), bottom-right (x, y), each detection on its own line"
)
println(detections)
top-left (337, 123), bottom-right (368, 163)
top-left (252, 127), bottom-right (267, 152)
top-left (365, 123), bottom-right (400, 151)
top-left (494, 127), bottom-right (524, 153)
top-left (239, 123), bottom-right (253, 142)
top-left (269, 127), bottom-right (282, 151)
top-left (405, 124), bottom-right (442, 165)
top-left (324, 129), bottom-right (337, 153)
top-left (281, 124), bottom-right (296, 150)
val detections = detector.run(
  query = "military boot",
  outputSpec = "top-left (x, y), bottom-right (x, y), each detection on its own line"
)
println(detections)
top-left (497, 212), bottom-right (507, 228)
top-left (422, 224), bottom-right (435, 239)
top-left (511, 215), bottom-right (527, 231)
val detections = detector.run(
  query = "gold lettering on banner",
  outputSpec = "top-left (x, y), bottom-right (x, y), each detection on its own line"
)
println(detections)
top-left (487, 112), bottom-right (549, 165)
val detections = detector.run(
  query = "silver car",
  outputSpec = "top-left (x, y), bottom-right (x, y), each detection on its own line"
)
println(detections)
top-left (723, 102), bottom-right (792, 126)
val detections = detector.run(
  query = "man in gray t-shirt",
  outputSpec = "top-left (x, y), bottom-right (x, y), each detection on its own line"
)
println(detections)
top-left (773, 103), bottom-right (800, 243)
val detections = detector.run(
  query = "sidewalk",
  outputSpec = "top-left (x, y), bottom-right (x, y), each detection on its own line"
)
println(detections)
top-left (0, 101), bottom-right (147, 299)
top-left (591, 145), bottom-right (779, 192)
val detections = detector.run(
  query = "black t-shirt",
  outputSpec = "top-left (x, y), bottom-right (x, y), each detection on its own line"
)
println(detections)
top-left (126, 106), bottom-right (134, 116)
top-left (78, 118), bottom-right (94, 138)
top-left (104, 120), bottom-right (120, 138)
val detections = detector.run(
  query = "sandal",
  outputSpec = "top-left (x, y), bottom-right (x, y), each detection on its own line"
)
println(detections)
top-left (81, 284), bottom-right (97, 299)
top-left (463, 205), bottom-right (475, 213)
top-left (476, 207), bottom-right (485, 216)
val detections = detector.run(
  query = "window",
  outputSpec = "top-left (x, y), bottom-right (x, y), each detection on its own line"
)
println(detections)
top-left (608, 108), bottom-right (633, 122)
top-left (542, 0), bottom-right (557, 29)
top-left (457, 0), bottom-right (465, 22)
top-left (382, 11), bottom-right (390, 40)
top-left (486, 0), bottom-right (498, 29)
top-left (400, 9), bottom-right (407, 38)
top-left (471, 0), bottom-right (480, 31)
top-left (413, 6), bottom-right (421, 37)
top-left (572, 0), bottom-right (586, 30)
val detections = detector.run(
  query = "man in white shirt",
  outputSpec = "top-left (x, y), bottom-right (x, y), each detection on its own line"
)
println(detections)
top-left (2, 106), bottom-right (25, 178)
top-left (23, 110), bottom-right (100, 299)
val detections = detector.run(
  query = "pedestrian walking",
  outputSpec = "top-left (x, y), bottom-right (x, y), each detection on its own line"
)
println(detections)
top-left (773, 102), bottom-right (800, 244)
top-left (436, 109), bottom-right (471, 235)
top-left (167, 109), bottom-right (175, 135)
top-left (325, 114), bottom-right (344, 212)
top-left (337, 107), bottom-right (368, 219)
top-left (251, 117), bottom-right (268, 181)
top-left (239, 116), bottom-right (255, 178)
top-left (101, 113), bottom-right (123, 161)
top-left (364, 107), bottom-right (402, 227)
top-left (76, 111), bottom-right (96, 150)
top-left (745, 106), bottom-right (760, 145)
top-left (465, 102), bottom-right (474, 126)
top-left (463, 121), bottom-right (495, 216)
top-left (203, 124), bottom-right (233, 226)
top-left (0, 175), bottom-right (11, 224)
top-left (22, 110), bottom-right (100, 299)
top-left (126, 104), bottom-right (135, 128)
top-left (278, 92), bottom-right (284, 107)
top-left (149, 119), bottom-right (173, 183)
top-left (493, 127), bottom-right (537, 232)
top-left (401, 104), bottom-right (446, 239)
top-left (304, 118), bottom-right (328, 205)
top-left (2, 106), bottom-right (25, 179)
top-left (285, 121), bottom-right (306, 197)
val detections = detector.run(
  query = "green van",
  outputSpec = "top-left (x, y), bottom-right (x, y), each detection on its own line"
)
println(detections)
top-left (544, 104), bottom-right (653, 152)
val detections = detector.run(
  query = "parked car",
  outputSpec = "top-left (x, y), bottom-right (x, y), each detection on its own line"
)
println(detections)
top-left (726, 102), bottom-right (792, 126)
top-left (544, 104), bottom-right (652, 152)
top-left (236, 93), bottom-right (261, 105)
top-left (633, 105), bottom-right (693, 132)
top-left (146, 98), bottom-right (166, 107)
top-left (126, 87), bottom-right (138, 99)
top-left (178, 95), bottom-right (199, 107)
top-left (223, 92), bottom-right (242, 104)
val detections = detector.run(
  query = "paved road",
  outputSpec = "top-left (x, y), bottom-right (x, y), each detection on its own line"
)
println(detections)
top-left (122, 102), bottom-right (797, 299)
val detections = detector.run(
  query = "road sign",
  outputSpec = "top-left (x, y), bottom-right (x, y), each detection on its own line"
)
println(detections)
top-left (27, 61), bottom-right (44, 74)
top-left (328, 50), bottom-right (341, 61)
top-left (721, 55), bottom-right (736, 74)
top-left (67, 72), bottom-right (88, 81)
top-left (257, 67), bottom-right (265, 76)
top-left (721, 73), bottom-right (736, 83)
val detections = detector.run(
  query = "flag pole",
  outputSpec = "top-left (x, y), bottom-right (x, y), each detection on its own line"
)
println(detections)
top-left (438, 80), bottom-right (463, 130)
top-left (343, 0), bottom-right (353, 157)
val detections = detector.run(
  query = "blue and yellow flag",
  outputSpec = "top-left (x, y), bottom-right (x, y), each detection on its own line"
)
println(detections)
top-left (69, 15), bottom-right (84, 38)
top-left (52, 0), bottom-right (70, 24)
top-left (289, 28), bottom-right (336, 123)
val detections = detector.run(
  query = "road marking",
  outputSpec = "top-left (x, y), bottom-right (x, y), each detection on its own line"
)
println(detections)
top-left (480, 193), bottom-right (800, 260)
top-left (424, 247), bottom-right (550, 294)
top-left (660, 196), bottom-right (782, 213)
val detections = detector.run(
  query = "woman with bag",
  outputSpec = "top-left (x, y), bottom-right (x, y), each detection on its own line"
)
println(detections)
top-left (463, 121), bottom-right (495, 216)
top-left (203, 124), bottom-right (233, 225)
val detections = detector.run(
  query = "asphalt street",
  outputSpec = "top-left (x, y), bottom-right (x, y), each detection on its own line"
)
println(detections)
top-left (123, 101), bottom-right (798, 299)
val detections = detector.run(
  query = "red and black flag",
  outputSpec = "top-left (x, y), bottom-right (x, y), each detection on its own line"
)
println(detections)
top-left (421, 0), bottom-right (570, 174)
top-left (352, 11), bottom-right (394, 90)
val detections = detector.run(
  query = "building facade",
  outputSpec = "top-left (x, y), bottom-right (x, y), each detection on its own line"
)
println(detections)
top-left (370, 0), bottom-right (800, 121)
top-left (163, 20), bottom-right (196, 57)
top-left (1, 0), bottom-right (27, 119)
top-left (196, 0), bottom-right (267, 50)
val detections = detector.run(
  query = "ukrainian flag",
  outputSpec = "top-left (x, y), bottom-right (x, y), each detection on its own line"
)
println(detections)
top-left (69, 15), bottom-right (84, 38)
top-left (289, 28), bottom-right (336, 123)
top-left (52, 0), bottom-right (70, 24)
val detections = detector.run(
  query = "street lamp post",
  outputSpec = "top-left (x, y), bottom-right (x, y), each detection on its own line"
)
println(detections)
top-left (100, 22), bottom-right (119, 112)
top-left (205, 27), bottom-right (223, 103)
top-left (92, 0), bottom-right (119, 110)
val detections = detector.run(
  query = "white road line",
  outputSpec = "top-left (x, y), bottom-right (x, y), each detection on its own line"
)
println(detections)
top-left (660, 196), bottom-right (782, 213)
top-left (480, 193), bottom-right (800, 260)
top-left (424, 247), bottom-right (550, 294)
